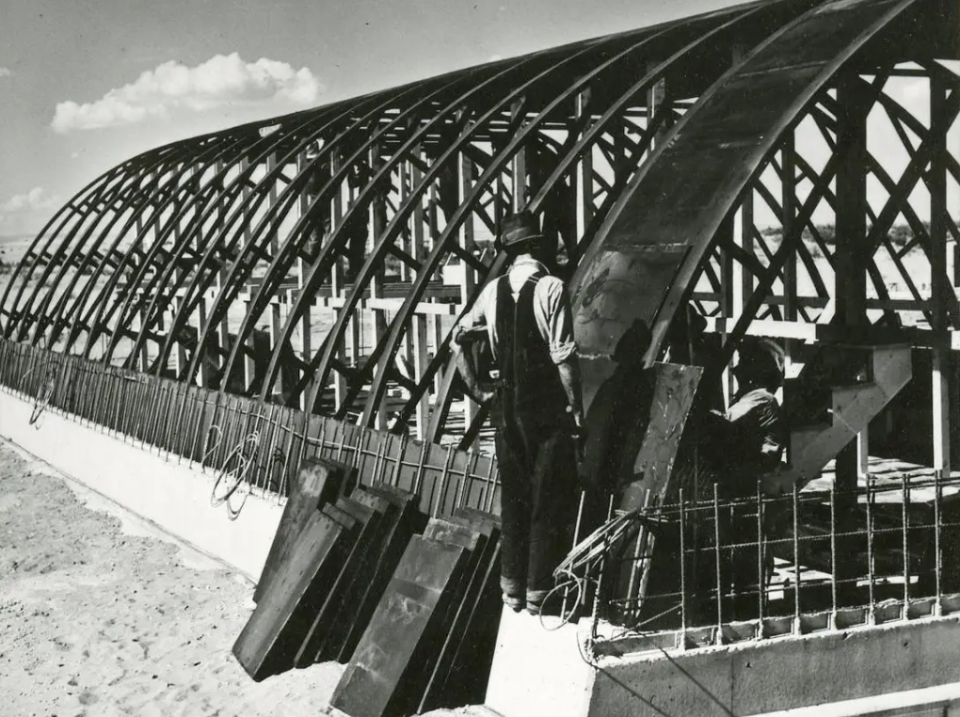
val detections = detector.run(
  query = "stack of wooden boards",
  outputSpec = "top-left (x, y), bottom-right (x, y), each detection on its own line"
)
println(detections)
top-left (232, 456), bottom-right (503, 717)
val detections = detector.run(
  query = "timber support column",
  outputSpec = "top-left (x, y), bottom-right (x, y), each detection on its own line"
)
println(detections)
top-left (833, 71), bottom-right (871, 601)
top-left (930, 73), bottom-right (952, 476)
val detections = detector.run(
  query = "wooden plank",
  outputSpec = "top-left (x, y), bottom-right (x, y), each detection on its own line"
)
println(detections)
top-left (253, 456), bottom-right (353, 604)
top-left (419, 511), bottom-right (502, 712)
top-left (334, 483), bottom-right (425, 663)
top-left (626, 362), bottom-right (704, 506)
top-left (293, 496), bottom-right (382, 667)
top-left (330, 536), bottom-right (470, 717)
top-left (306, 488), bottom-right (400, 664)
top-left (232, 508), bottom-right (357, 681)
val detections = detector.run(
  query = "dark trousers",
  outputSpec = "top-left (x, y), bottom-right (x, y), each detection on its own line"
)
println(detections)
top-left (495, 419), bottom-right (577, 603)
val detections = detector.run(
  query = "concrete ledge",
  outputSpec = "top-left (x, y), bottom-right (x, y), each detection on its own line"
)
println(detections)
top-left (589, 615), bottom-right (960, 717)
top-left (0, 390), bottom-right (283, 582)
top-left (751, 680), bottom-right (960, 716)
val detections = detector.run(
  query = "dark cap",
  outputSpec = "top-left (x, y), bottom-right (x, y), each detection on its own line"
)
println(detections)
top-left (498, 211), bottom-right (543, 248)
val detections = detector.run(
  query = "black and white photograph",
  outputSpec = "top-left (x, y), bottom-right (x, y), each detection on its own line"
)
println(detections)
top-left (1, 0), bottom-right (959, 715)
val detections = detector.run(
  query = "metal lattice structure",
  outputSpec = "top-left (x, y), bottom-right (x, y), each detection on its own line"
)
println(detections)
top-left (1, 0), bottom-right (957, 457)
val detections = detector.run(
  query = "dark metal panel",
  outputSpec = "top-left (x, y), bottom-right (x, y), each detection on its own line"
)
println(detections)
top-left (569, 0), bottom-right (927, 413)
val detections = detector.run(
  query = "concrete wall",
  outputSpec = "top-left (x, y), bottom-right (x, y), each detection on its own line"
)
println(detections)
top-left (589, 616), bottom-right (960, 717)
top-left (0, 391), bottom-right (283, 582)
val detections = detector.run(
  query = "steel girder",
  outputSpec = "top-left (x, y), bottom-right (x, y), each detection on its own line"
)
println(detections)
top-left (2, 0), bottom-right (956, 447)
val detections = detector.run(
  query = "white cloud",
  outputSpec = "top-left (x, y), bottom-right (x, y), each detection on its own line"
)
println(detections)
top-left (0, 187), bottom-right (61, 213)
top-left (51, 53), bottom-right (323, 133)
top-left (0, 67), bottom-right (12, 78)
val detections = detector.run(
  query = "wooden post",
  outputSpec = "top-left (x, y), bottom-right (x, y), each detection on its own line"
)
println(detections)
top-left (511, 100), bottom-right (527, 211)
top-left (834, 73), bottom-right (869, 330)
top-left (172, 295), bottom-right (187, 379)
top-left (138, 306), bottom-right (150, 373)
top-left (330, 150), bottom-right (348, 409)
top-left (460, 151), bottom-right (478, 433)
top-left (833, 71), bottom-right (870, 601)
top-left (369, 145), bottom-right (388, 429)
top-left (575, 90), bottom-right (594, 240)
top-left (931, 73), bottom-right (952, 475)
top-left (410, 148), bottom-right (430, 439)
top-left (239, 157), bottom-right (257, 394)
top-left (197, 296), bottom-right (210, 388)
top-left (297, 147), bottom-right (315, 411)
top-left (410, 313), bottom-right (429, 441)
top-left (269, 300), bottom-right (282, 402)
top-left (215, 158), bottom-right (231, 386)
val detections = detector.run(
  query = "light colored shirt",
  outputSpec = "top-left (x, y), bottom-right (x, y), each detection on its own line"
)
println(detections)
top-left (456, 256), bottom-right (577, 365)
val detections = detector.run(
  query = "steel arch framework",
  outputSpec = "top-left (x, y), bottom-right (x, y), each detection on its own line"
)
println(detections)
top-left (2, 0), bottom-right (957, 451)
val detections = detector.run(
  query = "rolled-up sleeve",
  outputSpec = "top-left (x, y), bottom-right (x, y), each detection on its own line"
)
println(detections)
top-left (538, 277), bottom-right (577, 364)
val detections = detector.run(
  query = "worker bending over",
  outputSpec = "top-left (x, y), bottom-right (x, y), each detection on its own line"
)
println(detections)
top-left (454, 211), bottom-right (584, 614)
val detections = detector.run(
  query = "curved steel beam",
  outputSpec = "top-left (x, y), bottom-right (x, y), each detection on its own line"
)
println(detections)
top-left (1, 164), bottom-right (136, 338)
top-left (161, 88), bottom-right (419, 384)
top-left (201, 77), bottom-right (461, 390)
top-left (32, 147), bottom-right (203, 350)
top-left (283, 23), bottom-right (692, 419)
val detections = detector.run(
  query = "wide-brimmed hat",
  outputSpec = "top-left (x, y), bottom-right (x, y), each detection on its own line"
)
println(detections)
top-left (498, 211), bottom-right (543, 248)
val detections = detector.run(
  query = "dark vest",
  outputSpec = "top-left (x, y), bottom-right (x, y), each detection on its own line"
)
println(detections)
top-left (494, 273), bottom-right (571, 431)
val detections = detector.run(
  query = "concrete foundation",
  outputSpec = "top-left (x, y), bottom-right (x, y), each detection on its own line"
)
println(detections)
top-left (0, 391), bottom-right (283, 582)
top-left (589, 616), bottom-right (960, 717)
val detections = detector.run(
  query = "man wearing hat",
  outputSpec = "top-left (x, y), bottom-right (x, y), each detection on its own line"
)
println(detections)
top-left (717, 337), bottom-right (786, 617)
top-left (454, 210), bottom-right (583, 614)
top-left (725, 337), bottom-right (786, 490)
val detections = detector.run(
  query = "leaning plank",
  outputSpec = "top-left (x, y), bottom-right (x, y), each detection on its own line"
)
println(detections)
top-left (293, 496), bottom-right (381, 667)
top-left (330, 536), bottom-right (470, 717)
top-left (232, 505), bottom-right (358, 681)
top-left (421, 510), bottom-right (503, 711)
top-left (385, 518), bottom-right (482, 714)
top-left (333, 483), bottom-right (423, 664)
top-left (304, 488), bottom-right (395, 664)
top-left (254, 456), bottom-right (355, 603)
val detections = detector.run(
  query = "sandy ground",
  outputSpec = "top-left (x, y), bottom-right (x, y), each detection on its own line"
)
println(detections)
top-left (0, 441), bottom-right (346, 717)
top-left (0, 441), bottom-right (355, 717)
top-left (0, 441), bottom-right (483, 717)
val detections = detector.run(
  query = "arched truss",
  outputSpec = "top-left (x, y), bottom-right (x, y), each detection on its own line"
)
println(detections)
top-left (1, 0), bottom-right (956, 448)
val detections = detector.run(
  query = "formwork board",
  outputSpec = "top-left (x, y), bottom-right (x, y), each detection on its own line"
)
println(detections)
top-left (334, 483), bottom-right (423, 663)
top-left (330, 536), bottom-right (470, 717)
top-left (293, 496), bottom-right (382, 667)
top-left (420, 509), bottom-right (503, 711)
top-left (304, 488), bottom-right (395, 664)
top-left (232, 507), bottom-right (357, 681)
top-left (253, 457), bottom-right (352, 604)
top-left (388, 517), bottom-right (483, 713)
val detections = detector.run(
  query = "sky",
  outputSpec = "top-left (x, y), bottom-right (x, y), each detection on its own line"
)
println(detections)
top-left (0, 0), bottom-right (955, 237)
top-left (0, 0), bottom-right (752, 236)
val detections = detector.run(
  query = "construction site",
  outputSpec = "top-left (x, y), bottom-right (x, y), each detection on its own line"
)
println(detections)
top-left (1, 0), bottom-right (960, 714)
